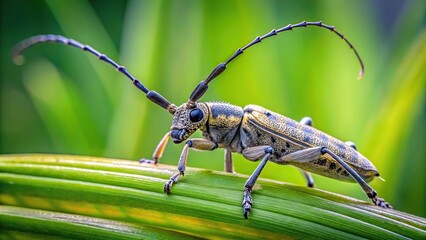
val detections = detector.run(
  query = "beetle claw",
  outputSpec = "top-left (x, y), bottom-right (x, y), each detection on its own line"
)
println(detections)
top-left (164, 180), bottom-right (173, 194)
top-left (139, 158), bottom-right (156, 164)
top-left (243, 209), bottom-right (250, 219)
top-left (242, 188), bottom-right (253, 219)
top-left (242, 201), bottom-right (252, 219)
top-left (164, 173), bottom-right (180, 194)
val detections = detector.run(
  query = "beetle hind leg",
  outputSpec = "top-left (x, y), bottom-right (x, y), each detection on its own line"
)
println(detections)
top-left (280, 146), bottom-right (392, 209)
top-left (321, 148), bottom-right (392, 209)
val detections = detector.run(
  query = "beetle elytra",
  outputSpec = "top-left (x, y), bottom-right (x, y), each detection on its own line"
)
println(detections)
top-left (13, 21), bottom-right (392, 219)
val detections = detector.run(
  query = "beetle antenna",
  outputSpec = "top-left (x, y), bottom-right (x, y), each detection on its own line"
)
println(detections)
top-left (12, 34), bottom-right (177, 114)
top-left (188, 20), bottom-right (364, 105)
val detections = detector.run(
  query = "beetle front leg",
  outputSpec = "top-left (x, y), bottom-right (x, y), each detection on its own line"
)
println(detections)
top-left (164, 138), bottom-right (218, 194)
top-left (241, 146), bottom-right (274, 219)
top-left (139, 131), bottom-right (170, 164)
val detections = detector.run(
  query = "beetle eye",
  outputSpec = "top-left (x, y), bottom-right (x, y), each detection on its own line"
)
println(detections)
top-left (189, 109), bottom-right (204, 122)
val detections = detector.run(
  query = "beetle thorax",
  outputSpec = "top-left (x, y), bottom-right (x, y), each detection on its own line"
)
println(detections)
top-left (203, 102), bottom-right (244, 147)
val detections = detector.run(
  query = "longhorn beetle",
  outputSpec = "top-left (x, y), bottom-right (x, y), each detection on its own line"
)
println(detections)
top-left (13, 21), bottom-right (392, 218)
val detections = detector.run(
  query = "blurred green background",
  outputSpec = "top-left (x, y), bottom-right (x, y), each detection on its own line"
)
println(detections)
top-left (1, 0), bottom-right (425, 217)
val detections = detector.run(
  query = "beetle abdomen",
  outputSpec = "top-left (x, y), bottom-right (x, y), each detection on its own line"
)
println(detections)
top-left (240, 105), bottom-right (378, 182)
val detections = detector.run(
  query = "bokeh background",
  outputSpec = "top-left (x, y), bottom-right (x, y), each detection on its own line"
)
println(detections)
top-left (1, 0), bottom-right (425, 217)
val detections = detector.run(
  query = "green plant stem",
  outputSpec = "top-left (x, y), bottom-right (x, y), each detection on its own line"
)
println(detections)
top-left (0, 154), bottom-right (425, 239)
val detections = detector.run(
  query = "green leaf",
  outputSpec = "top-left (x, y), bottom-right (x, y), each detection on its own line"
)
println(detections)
top-left (0, 154), bottom-right (425, 239)
top-left (0, 206), bottom-right (192, 240)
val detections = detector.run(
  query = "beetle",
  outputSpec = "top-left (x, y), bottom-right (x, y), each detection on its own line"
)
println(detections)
top-left (13, 21), bottom-right (392, 218)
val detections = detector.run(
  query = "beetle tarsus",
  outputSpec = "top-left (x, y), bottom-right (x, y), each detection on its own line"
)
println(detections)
top-left (164, 172), bottom-right (180, 194)
top-left (242, 187), bottom-right (253, 219)
top-left (243, 208), bottom-right (250, 219)
top-left (372, 196), bottom-right (393, 209)
top-left (139, 158), bottom-right (156, 164)
top-left (164, 181), bottom-right (172, 194)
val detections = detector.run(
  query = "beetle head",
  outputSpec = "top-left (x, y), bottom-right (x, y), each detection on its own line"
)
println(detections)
top-left (170, 103), bottom-right (209, 143)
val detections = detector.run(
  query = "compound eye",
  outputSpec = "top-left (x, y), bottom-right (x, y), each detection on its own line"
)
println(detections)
top-left (189, 109), bottom-right (204, 122)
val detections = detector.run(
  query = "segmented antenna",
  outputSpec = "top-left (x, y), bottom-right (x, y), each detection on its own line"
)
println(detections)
top-left (188, 21), bottom-right (365, 105)
top-left (12, 34), bottom-right (177, 114)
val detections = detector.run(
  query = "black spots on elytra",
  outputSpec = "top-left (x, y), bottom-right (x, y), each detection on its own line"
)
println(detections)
top-left (270, 136), bottom-right (276, 143)
top-left (256, 130), bottom-right (261, 138)
top-left (264, 111), bottom-right (277, 121)
top-left (280, 148), bottom-right (286, 154)
top-left (273, 151), bottom-right (281, 158)
top-left (316, 159), bottom-right (327, 166)
top-left (316, 159), bottom-right (344, 174)
top-left (286, 142), bottom-right (290, 148)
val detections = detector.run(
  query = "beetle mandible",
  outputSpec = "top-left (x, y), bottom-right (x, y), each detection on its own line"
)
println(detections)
top-left (13, 21), bottom-right (392, 218)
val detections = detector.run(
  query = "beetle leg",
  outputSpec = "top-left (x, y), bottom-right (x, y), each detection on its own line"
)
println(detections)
top-left (280, 147), bottom-right (324, 163)
top-left (301, 170), bottom-right (315, 188)
top-left (139, 131), bottom-right (170, 164)
top-left (224, 149), bottom-right (234, 173)
top-left (281, 147), bottom-right (392, 209)
top-left (320, 148), bottom-right (392, 209)
top-left (164, 138), bottom-right (218, 194)
top-left (299, 117), bottom-right (315, 188)
top-left (242, 145), bottom-right (272, 161)
top-left (300, 116), bottom-right (313, 126)
top-left (242, 146), bottom-right (274, 219)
